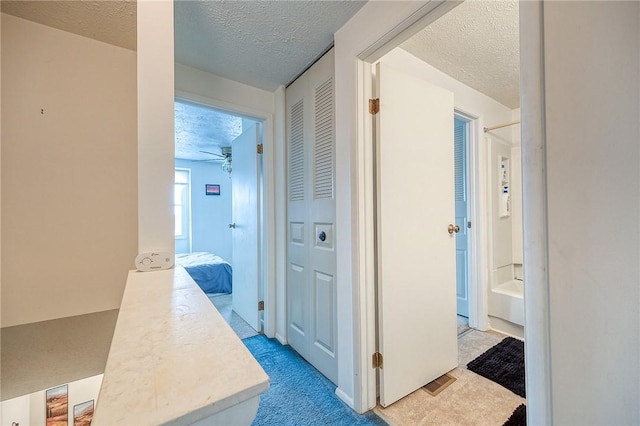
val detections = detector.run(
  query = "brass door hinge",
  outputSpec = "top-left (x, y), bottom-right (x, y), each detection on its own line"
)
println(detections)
top-left (258, 300), bottom-right (264, 311)
top-left (372, 352), bottom-right (383, 369)
top-left (369, 98), bottom-right (380, 115)
top-left (257, 144), bottom-right (264, 154)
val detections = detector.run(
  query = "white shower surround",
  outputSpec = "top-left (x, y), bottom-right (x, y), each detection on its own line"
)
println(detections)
top-left (487, 113), bottom-right (525, 334)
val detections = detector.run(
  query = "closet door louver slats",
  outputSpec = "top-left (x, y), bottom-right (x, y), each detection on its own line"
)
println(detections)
top-left (289, 99), bottom-right (305, 202)
top-left (454, 122), bottom-right (466, 202)
top-left (314, 78), bottom-right (334, 200)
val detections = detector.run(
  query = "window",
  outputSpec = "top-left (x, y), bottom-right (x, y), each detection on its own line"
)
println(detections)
top-left (174, 169), bottom-right (191, 240)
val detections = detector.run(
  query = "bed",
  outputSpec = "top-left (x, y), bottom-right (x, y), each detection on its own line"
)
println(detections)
top-left (175, 252), bottom-right (233, 294)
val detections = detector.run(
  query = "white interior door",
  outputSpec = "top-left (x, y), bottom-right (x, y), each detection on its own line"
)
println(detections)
top-left (232, 123), bottom-right (261, 331)
top-left (376, 61), bottom-right (458, 407)
top-left (286, 49), bottom-right (338, 384)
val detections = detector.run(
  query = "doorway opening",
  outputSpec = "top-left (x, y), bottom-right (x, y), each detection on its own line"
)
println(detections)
top-left (454, 113), bottom-right (471, 335)
top-left (367, 0), bottom-right (524, 416)
top-left (174, 99), bottom-right (265, 336)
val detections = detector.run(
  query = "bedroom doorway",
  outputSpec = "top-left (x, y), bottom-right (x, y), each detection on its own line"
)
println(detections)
top-left (174, 99), bottom-right (265, 335)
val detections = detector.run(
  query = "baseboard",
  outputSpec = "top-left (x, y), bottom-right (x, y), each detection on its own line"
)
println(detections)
top-left (335, 387), bottom-right (355, 411)
top-left (489, 315), bottom-right (525, 340)
top-left (275, 333), bottom-right (287, 345)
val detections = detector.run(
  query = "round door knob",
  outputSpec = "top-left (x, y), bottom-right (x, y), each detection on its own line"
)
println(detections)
top-left (448, 224), bottom-right (460, 234)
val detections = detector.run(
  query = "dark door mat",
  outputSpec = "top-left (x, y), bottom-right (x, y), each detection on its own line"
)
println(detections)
top-left (503, 404), bottom-right (526, 426)
top-left (466, 337), bottom-right (525, 397)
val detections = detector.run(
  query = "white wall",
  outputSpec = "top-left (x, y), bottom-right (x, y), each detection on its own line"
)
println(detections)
top-left (542, 2), bottom-right (639, 424)
top-left (137, 1), bottom-right (174, 255)
top-left (382, 49), bottom-right (514, 132)
top-left (490, 139), bottom-right (515, 271)
top-left (175, 64), bottom-right (275, 116)
top-left (175, 159), bottom-right (233, 261)
top-left (0, 14), bottom-right (4, 417)
top-left (1, 14), bottom-right (137, 327)
top-left (510, 108), bottom-right (523, 266)
top-left (1, 374), bottom-right (102, 426)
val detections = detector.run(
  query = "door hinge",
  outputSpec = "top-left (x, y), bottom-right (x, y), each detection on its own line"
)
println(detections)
top-left (258, 300), bottom-right (264, 311)
top-left (257, 144), bottom-right (263, 154)
top-left (369, 98), bottom-right (380, 115)
top-left (468, 221), bottom-right (472, 229)
top-left (372, 352), bottom-right (383, 369)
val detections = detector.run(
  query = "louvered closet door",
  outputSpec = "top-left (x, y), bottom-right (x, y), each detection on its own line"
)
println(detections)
top-left (286, 48), bottom-right (337, 384)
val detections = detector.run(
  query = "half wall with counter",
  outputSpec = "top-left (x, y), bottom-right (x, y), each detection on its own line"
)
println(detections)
top-left (93, 267), bottom-right (269, 425)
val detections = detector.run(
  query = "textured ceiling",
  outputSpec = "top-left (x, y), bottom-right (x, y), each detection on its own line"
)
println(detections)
top-left (0, 1), bottom-right (519, 105)
top-left (2, 0), bottom-right (520, 157)
top-left (0, 0), bottom-right (137, 51)
top-left (401, 0), bottom-right (520, 108)
top-left (175, 101), bottom-right (244, 161)
top-left (174, 0), bottom-right (366, 91)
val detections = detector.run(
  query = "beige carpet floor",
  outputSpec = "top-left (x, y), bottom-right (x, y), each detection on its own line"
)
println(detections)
top-left (207, 293), bottom-right (259, 340)
top-left (1, 310), bottom-right (118, 401)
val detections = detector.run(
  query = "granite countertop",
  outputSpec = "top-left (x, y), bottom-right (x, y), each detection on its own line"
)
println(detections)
top-left (92, 267), bottom-right (269, 425)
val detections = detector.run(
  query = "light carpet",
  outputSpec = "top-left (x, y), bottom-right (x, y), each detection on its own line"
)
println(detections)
top-left (207, 293), bottom-right (258, 340)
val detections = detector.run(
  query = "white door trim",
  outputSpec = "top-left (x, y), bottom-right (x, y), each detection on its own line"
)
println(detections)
top-left (454, 109), bottom-right (489, 332)
top-left (358, 23), bottom-right (491, 415)
top-left (519, 2), bottom-right (553, 424)
top-left (335, 1), bottom-right (552, 421)
top-left (174, 89), bottom-right (280, 340)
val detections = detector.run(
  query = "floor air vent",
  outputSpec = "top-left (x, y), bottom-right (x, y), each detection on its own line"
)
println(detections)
top-left (422, 373), bottom-right (456, 397)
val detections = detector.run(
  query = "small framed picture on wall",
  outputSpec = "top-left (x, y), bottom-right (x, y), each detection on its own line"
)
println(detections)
top-left (73, 400), bottom-right (94, 426)
top-left (45, 384), bottom-right (68, 426)
top-left (205, 184), bottom-right (221, 196)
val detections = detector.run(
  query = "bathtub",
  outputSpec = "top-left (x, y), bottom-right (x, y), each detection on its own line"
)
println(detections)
top-left (489, 279), bottom-right (524, 326)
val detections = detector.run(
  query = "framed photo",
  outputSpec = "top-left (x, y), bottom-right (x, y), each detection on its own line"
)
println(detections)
top-left (205, 184), bottom-right (221, 196)
top-left (45, 384), bottom-right (68, 426)
top-left (73, 400), bottom-right (94, 426)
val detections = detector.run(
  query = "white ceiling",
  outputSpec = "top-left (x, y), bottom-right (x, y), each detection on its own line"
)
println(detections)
top-left (1, 1), bottom-right (137, 50)
top-left (401, 0), bottom-right (520, 108)
top-left (174, 1), bottom-right (366, 91)
top-left (175, 102), bottom-right (245, 161)
top-left (1, 0), bottom-right (520, 159)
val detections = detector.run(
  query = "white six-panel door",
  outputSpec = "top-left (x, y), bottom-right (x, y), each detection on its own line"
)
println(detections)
top-left (375, 61), bottom-right (458, 406)
top-left (286, 50), bottom-right (337, 383)
top-left (232, 124), bottom-right (261, 331)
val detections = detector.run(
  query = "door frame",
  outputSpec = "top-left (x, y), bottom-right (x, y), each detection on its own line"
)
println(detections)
top-left (174, 89), bottom-right (279, 339)
top-left (453, 111), bottom-right (478, 322)
top-left (335, 0), bottom-right (551, 422)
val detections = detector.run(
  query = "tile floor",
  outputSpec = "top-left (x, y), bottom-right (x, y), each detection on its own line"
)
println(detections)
top-left (457, 315), bottom-right (471, 336)
top-left (373, 329), bottom-right (525, 426)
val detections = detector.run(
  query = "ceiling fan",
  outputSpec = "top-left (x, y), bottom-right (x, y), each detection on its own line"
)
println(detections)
top-left (199, 147), bottom-right (232, 174)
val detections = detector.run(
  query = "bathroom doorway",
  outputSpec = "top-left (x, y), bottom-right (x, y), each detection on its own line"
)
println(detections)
top-left (366, 0), bottom-right (524, 408)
